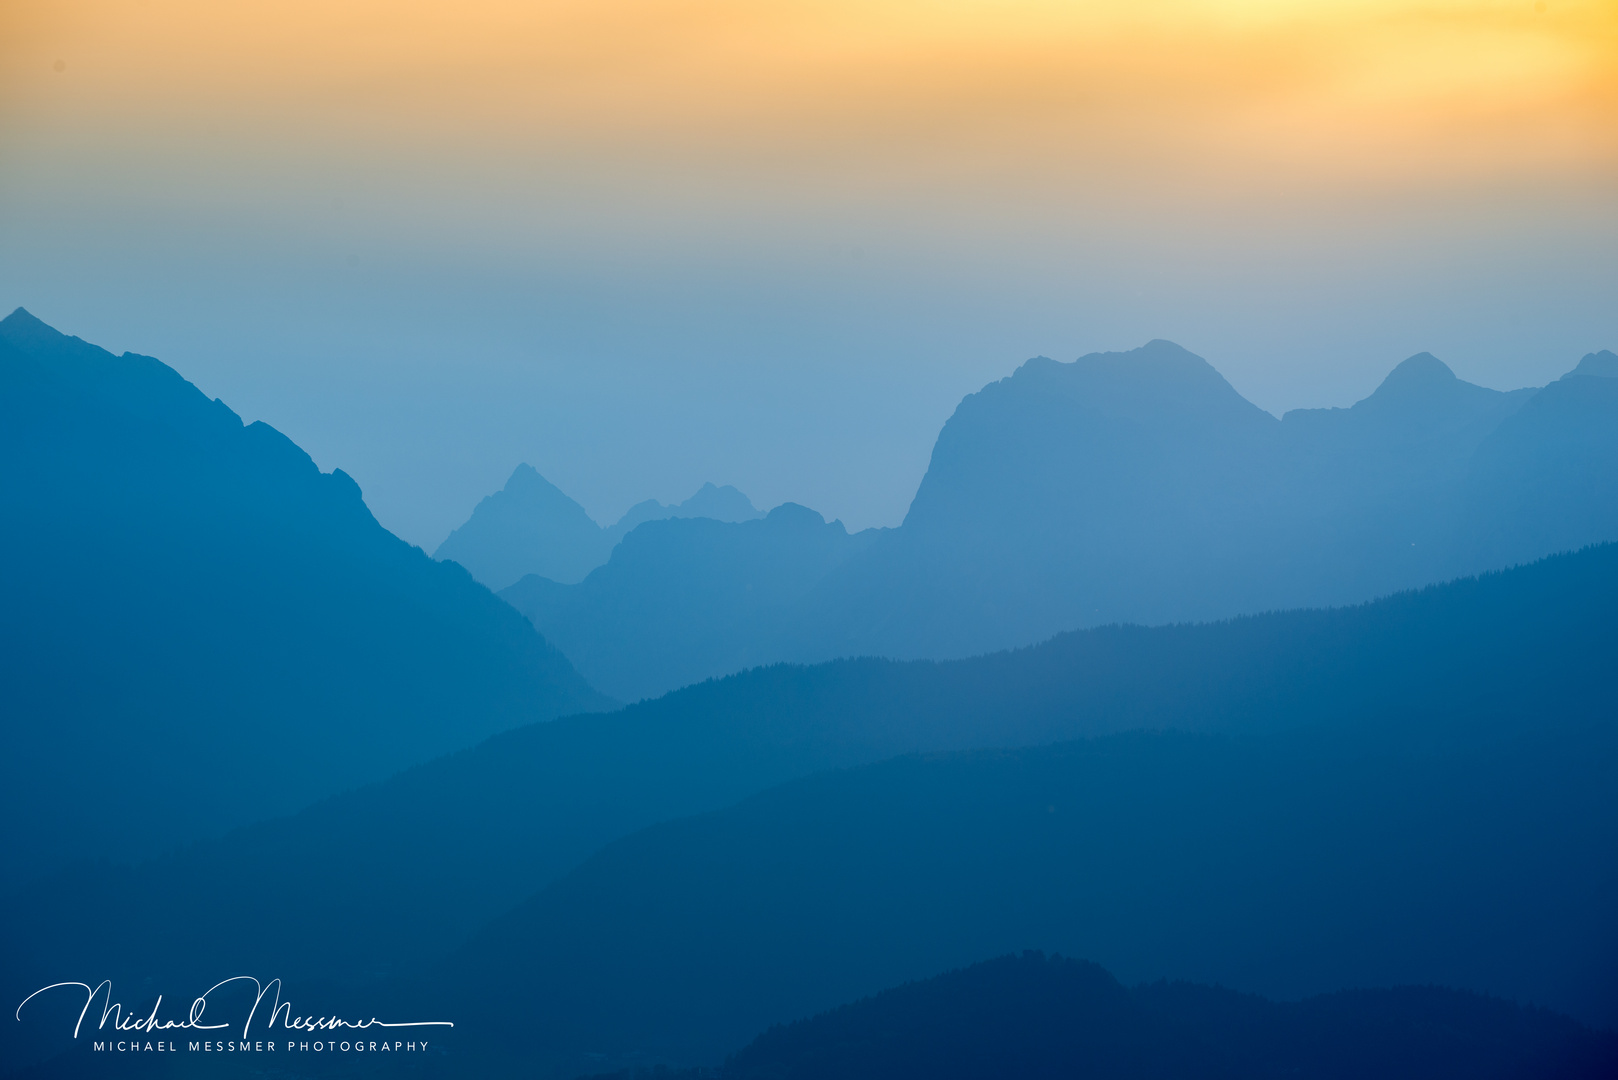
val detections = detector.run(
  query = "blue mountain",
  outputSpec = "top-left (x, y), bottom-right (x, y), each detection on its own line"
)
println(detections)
top-left (4, 542), bottom-right (1614, 1076)
top-left (0, 309), bottom-right (610, 888)
top-left (435, 467), bottom-right (764, 591)
top-left (502, 503), bottom-right (881, 701)
top-left (715, 953), bottom-right (1618, 1080)
top-left (505, 340), bottom-right (1618, 695)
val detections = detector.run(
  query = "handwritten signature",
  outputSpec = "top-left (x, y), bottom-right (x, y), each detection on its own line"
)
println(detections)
top-left (16, 979), bottom-right (452, 1041)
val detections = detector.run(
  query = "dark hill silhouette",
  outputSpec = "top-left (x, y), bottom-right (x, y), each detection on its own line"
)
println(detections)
top-left (19, 960), bottom-right (1616, 1080)
top-left (436, 469), bottom-right (763, 591)
top-left (0, 309), bottom-right (609, 889)
top-left (431, 722), bottom-right (1618, 1074)
top-left (502, 503), bottom-right (880, 701)
top-left (4, 543), bottom-right (1614, 1068)
top-left (716, 953), bottom-right (1618, 1080)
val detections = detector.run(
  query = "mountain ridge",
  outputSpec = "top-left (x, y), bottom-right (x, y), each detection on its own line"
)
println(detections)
top-left (4, 542), bottom-right (1613, 1034)
top-left (0, 309), bottom-right (611, 889)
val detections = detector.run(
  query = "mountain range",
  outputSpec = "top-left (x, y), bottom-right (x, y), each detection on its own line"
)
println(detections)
top-left (0, 308), bottom-right (610, 888)
top-left (502, 503), bottom-right (881, 700)
top-left (4, 311), bottom-right (1616, 1080)
top-left (424, 716), bottom-right (1614, 1074)
top-left (435, 464), bottom-right (763, 591)
top-left (4, 541), bottom-right (1615, 1073)
top-left (712, 953), bottom-right (1618, 1080)
top-left (493, 340), bottom-right (1618, 700)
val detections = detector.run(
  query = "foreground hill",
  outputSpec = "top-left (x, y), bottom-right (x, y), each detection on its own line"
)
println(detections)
top-left (21, 955), bottom-right (1614, 1080)
top-left (435, 723), bottom-right (1617, 1074)
top-left (0, 309), bottom-right (610, 888)
top-left (4, 542), bottom-right (1613, 1059)
top-left (717, 953), bottom-right (1618, 1080)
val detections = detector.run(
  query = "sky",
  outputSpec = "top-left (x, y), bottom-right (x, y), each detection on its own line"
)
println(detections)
top-left (2, 0), bottom-right (1615, 546)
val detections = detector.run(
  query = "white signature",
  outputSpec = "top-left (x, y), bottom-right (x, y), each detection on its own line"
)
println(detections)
top-left (16, 978), bottom-right (453, 1040)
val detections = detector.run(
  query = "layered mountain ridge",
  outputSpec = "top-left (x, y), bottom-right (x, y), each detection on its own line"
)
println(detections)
top-left (435, 464), bottom-right (763, 591)
top-left (5, 541), bottom-right (1614, 1073)
top-left (4, 311), bottom-right (1616, 1080)
top-left (0, 308), bottom-right (610, 888)
top-left (715, 953), bottom-right (1618, 1080)
top-left (499, 341), bottom-right (1618, 698)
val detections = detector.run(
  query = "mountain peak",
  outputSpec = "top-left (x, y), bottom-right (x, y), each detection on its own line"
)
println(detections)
top-left (678, 481), bottom-right (763, 522)
top-left (1012, 339), bottom-right (1275, 431)
top-left (0, 306), bottom-right (65, 350)
top-left (2, 305), bottom-right (43, 328)
top-left (1383, 352), bottom-right (1457, 386)
top-left (1353, 352), bottom-right (1468, 414)
top-left (434, 466), bottom-right (606, 589)
top-left (764, 501), bottom-right (828, 528)
top-left (1562, 349), bottom-right (1618, 380)
top-left (504, 462), bottom-right (565, 495)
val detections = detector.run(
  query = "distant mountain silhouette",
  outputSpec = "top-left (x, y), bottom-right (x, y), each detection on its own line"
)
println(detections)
top-left (5, 542), bottom-right (1613, 1074)
top-left (511, 341), bottom-right (1616, 685)
top-left (502, 503), bottom-right (881, 700)
top-left (435, 464), bottom-right (615, 588)
top-left (1460, 356), bottom-right (1618, 569)
top-left (0, 309), bottom-right (610, 889)
top-left (608, 481), bottom-right (765, 544)
top-left (1562, 348), bottom-right (1618, 380)
top-left (788, 341), bottom-right (1288, 658)
top-left (436, 469), bottom-right (763, 591)
top-left (432, 720), bottom-right (1617, 1074)
top-left (715, 953), bottom-right (1618, 1080)
top-left (786, 340), bottom-right (1609, 661)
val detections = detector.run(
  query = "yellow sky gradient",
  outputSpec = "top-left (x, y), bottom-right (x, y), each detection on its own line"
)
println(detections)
top-left (2, 2), bottom-right (1616, 545)
top-left (5, 0), bottom-right (1615, 199)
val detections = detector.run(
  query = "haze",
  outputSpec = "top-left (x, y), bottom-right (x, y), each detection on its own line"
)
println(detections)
top-left (2, 0), bottom-right (1614, 544)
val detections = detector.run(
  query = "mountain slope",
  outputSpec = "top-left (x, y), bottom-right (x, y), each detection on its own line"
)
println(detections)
top-left (0, 308), bottom-right (610, 888)
top-left (436, 469), bottom-right (765, 592)
top-left (435, 722), bottom-right (1618, 1073)
top-left (721, 953), bottom-right (1618, 1080)
top-left (1461, 358), bottom-right (1618, 569)
top-left (434, 463), bottom-right (613, 588)
top-left (606, 481), bottom-right (764, 544)
top-left (786, 342), bottom-right (1587, 661)
top-left (4, 542), bottom-right (1614, 1026)
top-left (772, 340), bottom-right (1289, 659)
top-left (502, 503), bottom-right (881, 701)
top-left (471, 342), bottom-right (1616, 683)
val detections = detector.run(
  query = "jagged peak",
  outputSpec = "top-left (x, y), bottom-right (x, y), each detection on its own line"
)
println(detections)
top-left (2, 305), bottom-right (45, 328)
top-left (0, 306), bottom-right (68, 349)
top-left (498, 464), bottom-right (588, 508)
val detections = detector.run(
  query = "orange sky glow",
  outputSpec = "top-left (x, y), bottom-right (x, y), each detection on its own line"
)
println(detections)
top-left (5, 0), bottom-right (1614, 199)
top-left (2, 1), bottom-right (1615, 542)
